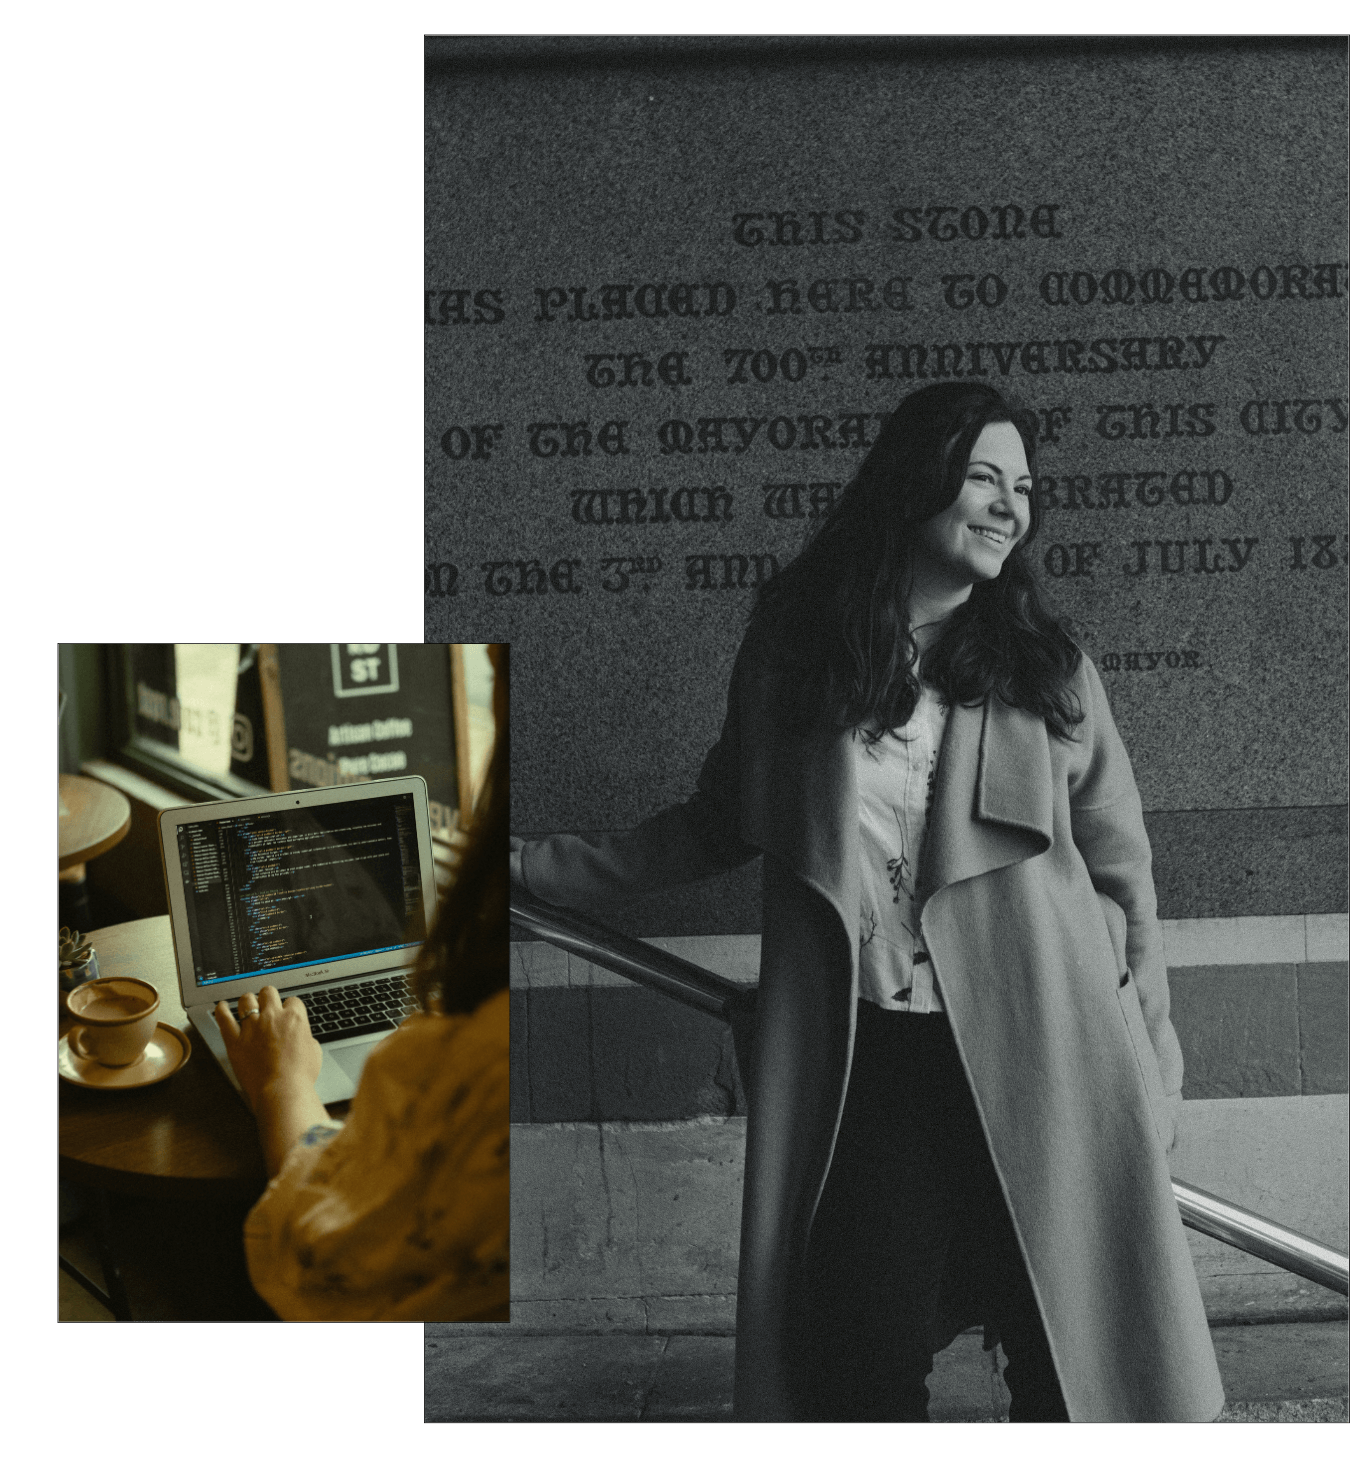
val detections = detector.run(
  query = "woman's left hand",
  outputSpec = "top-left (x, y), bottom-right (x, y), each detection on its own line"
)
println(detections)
top-left (215, 986), bottom-right (323, 1113)
top-left (1165, 1090), bottom-right (1183, 1155)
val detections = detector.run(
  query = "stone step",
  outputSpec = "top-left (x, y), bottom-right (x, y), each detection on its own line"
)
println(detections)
top-left (424, 1320), bottom-right (1348, 1422)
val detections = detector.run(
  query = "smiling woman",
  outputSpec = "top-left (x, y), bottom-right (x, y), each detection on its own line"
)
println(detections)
top-left (515, 382), bottom-right (1224, 1421)
top-left (913, 421), bottom-right (1033, 595)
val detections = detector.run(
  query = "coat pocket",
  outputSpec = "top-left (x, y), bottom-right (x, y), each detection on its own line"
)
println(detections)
top-left (1116, 971), bottom-right (1171, 1149)
top-left (1095, 890), bottom-right (1130, 988)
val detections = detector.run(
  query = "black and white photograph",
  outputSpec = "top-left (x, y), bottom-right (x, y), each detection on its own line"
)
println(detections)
top-left (425, 33), bottom-right (1348, 1423)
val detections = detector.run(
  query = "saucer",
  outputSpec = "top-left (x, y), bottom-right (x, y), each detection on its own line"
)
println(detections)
top-left (59, 1023), bottom-right (192, 1090)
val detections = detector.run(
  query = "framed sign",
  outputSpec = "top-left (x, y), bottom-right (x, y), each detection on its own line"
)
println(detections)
top-left (107, 643), bottom-right (495, 844)
top-left (266, 644), bottom-right (466, 839)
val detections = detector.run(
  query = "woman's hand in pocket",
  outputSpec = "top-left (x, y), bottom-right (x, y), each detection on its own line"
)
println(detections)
top-left (1165, 1090), bottom-right (1183, 1155)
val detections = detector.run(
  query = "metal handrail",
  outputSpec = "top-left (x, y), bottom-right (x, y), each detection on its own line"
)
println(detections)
top-left (1171, 1180), bottom-right (1347, 1295)
top-left (512, 886), bottom-right (1350, 1298)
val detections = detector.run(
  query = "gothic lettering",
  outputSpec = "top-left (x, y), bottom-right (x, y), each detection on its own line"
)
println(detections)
top-left (865, 336), bottom-right (1225, 380)
top-left (684, 553), bottom-right (779, 589)
top-left (1040, 262), bottom-right (1343, 307)
top-left (533, 280), bottom-right (737, 321)
top-left (1099, 650), bottom-right (1202, 671)
top-left (1240, 398), bottom-right (1348, 435)
top-left (425, 288), bottom-right (505, 324)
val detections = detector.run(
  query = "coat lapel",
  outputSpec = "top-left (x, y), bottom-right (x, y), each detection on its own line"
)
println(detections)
top-left (922, 693), bottom-right (1055, 899)
top-left (747, 723), bottom-right (859, 933)
top-left (743, 683), bottom-right (1054, 928)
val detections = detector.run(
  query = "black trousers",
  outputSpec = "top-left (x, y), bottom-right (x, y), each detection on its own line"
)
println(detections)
top-left (796, 1002), bottom-right (1069, 1422)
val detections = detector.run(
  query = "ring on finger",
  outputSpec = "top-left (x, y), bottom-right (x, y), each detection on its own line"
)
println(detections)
top-left (238, 1007), bottom-right (261, 1021)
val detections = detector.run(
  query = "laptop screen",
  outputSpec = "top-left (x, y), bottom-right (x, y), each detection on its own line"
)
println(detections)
top-left (174, 790), bottom-right (428, 988)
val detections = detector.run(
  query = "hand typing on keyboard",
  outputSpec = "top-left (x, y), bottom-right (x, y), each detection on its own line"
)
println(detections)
top-left (295, 975), bottom-right (420, 1044)
top-left (214, 985), bottom-right (322, 1110)
top-left (212, 977), bottom-right (418, 1176)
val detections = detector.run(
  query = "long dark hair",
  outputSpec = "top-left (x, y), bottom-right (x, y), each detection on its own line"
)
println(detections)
top-left (411, 645), bottom-right (508, 1017)
top-left (753, 383), bottom-right (1083, 741)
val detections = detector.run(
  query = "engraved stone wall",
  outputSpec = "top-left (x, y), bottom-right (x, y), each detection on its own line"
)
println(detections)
top-left (426, 37), bottom-right (1347, 932)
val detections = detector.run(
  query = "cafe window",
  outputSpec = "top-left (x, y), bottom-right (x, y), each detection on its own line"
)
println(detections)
top-left (108, 644), bottom-right (493, 841)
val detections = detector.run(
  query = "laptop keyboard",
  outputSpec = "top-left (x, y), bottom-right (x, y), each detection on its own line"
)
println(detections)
top-left (228, 974), bottom-right (419, 1044)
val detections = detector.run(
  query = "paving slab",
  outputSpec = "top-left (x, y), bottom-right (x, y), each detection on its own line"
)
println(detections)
top-left (424, 1321), bottom-right (1348, 1422)
top-left (1209, 1321), bottom-right (1350, 1403)
top-left (1216, 1398), bottom-right (1348, 1422)
top-left (424, 1330), bottom-right (666, 1422)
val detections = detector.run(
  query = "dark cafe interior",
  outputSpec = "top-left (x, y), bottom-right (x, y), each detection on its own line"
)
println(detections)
top-left (57, 643), bottom-right (508, 1322)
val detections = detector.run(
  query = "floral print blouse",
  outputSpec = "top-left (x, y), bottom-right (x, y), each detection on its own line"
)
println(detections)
top-left (243, 989), bottom-right (509, 1321)
top-left (854, 683), bottom-right (950, 1014)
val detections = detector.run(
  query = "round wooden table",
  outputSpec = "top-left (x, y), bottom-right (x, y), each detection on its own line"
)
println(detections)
top-left (58, 774), bottom-right (132, 872)
top-left (59, 917), bottom-right (269, 1200)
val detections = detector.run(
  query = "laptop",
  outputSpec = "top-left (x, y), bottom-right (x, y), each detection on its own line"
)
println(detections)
top-left (158, 776), bottom-right (438, 1104)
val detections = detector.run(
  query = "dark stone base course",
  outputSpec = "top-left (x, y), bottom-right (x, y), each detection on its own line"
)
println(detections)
top-left (1149, 806), bottom-right (1350, 922)
top-left (510, 807), bottom-right (1349, 941)
top-left (511, 986), bottom-right (745, 1125)
top-left (511, 965), bottom-right (1348, 1123)
top-left (422, 1322), bottom-right (1350, 1421)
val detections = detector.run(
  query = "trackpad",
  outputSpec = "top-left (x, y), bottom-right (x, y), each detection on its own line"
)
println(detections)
top-left (327, 1039), bottom-right (379, 1089)
top-left (314, 1049), bottom-right (356, 1103)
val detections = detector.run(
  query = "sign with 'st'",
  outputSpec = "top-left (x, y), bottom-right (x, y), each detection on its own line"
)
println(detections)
top-left (331, 644), bottom-right (400, 698)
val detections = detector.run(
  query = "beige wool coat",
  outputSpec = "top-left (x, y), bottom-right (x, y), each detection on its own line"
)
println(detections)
top-left (522, 627), bottom-right (1225, 1422)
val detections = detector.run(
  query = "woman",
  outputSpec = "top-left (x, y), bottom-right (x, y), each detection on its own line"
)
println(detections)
top-left (216, 645), bottom-right (508, 1322)
top-left (513, 385), bottom-right (1224, 1421)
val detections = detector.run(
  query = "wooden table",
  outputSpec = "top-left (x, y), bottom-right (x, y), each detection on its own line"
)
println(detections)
top-left (58, 774), bottom-right (132, 872)
top-left (58, 921), bottom-right (354, 1323)
top-left (59, 917), bottom-right (270, 1200)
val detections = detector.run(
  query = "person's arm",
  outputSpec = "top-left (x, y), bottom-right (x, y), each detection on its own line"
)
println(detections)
top-left (1066, 656), bottom-right (1184, 1144)
top-left (248, 1078), bottom-right (332, 1178)
top-left (518, 636), bottom-right (761, 912)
